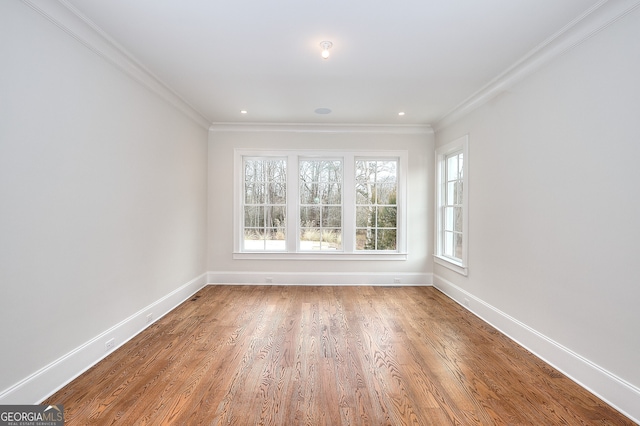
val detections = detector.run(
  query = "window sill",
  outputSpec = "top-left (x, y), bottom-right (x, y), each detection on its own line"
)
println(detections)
top-left (234, 252), bottom-right (408, 261)
top-left (434, 255), bottom-right (468, 276)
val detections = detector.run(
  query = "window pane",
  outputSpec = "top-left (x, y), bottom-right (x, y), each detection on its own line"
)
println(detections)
top-left (268, 181), bottom-right (286, 204)
top-left (322, 206), bottom-right (342, 227)
top-left (245, 183), bottom-right (265, 204)
top-left (300, 228), bottom-right (320, 250)
top-left (356, 182), bottom-right (372, 204)
top-left (323, 182), bottom-right (342, 204)
top-left (447, 154), bottom-right (459, 181)
top-left (244, 160), bottom-right (262, 182)
top-left (299, 161), bottom-right (315, 181)
top-left (300, 160), bottom-right (341, 182)
top-left (300, 182), bottom-right (319, 204)
top-left (266, 205), bottom-right (286, 228)
top-left (300, 182), bottom-right (342, 204)
top-left (322, 160), bottom-right (342, 182)
top-left (377, 206), bottom-right (397, 228)
top-left (317, 183), bottom-right (337, 204)
top-left (377, 229), bottom-right (396, 250)
top-left (300, 206), bottom-right (320, 227)
top-left (454, 232), bottom-right (463, 259)
top-left (455, 181), bottom-right (463, 205)
top-left (243, 229), bottom-right (265, 251)
top-left (356, 229), bottom-right (376, 250)
top-left (244, 206), bottom-right (264, 227)
top-left (444, 231), bottom-right (454, 257)
top-left (355, 161), bottom-right (368, 184)
top-left (446, 181), bottom-right (456, 205)
top-left (376, 184), bottom-right (397, 204)
top-left (321, 229), bottom-right (342, 250)
top-left (444, 207), bottom-right (454, 232)
top-left (454, 207), bottom-right (463, 232)
top-left (376, 161), bottom-right (397, 183)
top-left (356, 206), bottom-right (372, 227)
top-left (266, 160), bottom-right (287, 182)
top-left (266, 228), bottom-right (286, 251)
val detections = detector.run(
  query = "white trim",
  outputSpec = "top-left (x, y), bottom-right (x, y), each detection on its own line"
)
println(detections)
top-left (0, 273), bottom-right (208, 405)
top-left (433, 0), bottom-right (640, 132)
top-left (208, 271), bottom-right (432, 286)
top-left (210, 122), bottom-right (433, 134)
top-left (433, 255), bottom-right (468, 276)
top-left (433, 274), bottom-right (640, 424)
top-left (233, 252), bottom-right (407, 261)
top-left (435, 135), bottom-right (469, 274)
top-left (21, 0), bottom-right (211, 129)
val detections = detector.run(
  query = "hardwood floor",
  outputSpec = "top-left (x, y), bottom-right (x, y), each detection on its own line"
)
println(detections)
top-left (45, 285), bottom-right (633, 425)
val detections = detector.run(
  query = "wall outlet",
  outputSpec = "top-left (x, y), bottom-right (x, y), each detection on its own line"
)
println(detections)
top-left (393, 278), bottom-right (401, 284)
top-left (105, 338), bottom-right (115, 351)
top-left (146, 313), bottom-right (153, 323)
top-left (266, 277), bottom-right (273, 283)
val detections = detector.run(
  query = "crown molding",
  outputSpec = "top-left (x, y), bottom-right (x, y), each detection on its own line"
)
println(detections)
top-left (21, 0), bottom-right (211, 129)
top-left (209, 122), bottom-right (433, 135)
top-left (433, 0), bottom-right (640, 132)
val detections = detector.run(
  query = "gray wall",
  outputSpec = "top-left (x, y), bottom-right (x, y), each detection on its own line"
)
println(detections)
top-left (0, 1), bottom-right (208, 396)
top-left (435, 3), bottom-right (640, 399)
top-left (208, 128), bottom-right (434, 281)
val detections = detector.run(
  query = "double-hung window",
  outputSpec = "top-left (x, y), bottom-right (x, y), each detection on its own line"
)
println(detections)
top-left (435, 135), bottom-right (468, 275)
top-left (243, 157), bottom-right (287, 251)
top-left (235, 150), bottom-right (407, 259)
top-left (355, 159), bottom-right (398, 251)
top-left (299, 159), bottom-right (343, 250)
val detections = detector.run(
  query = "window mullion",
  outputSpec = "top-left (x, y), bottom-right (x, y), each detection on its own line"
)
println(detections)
top-left (343, 154), bottom-right (355, 253)
top-left (287, 154), bottom-right (298, 252)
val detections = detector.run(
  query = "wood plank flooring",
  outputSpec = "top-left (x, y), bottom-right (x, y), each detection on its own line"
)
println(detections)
top-left (45, 286), bottom-right (634, 425)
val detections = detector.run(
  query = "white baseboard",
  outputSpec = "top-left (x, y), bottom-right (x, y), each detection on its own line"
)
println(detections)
top-left (207, 271), bottom-right (433, 286)
top-left (0, 272), bottom-right (208, 405)
top-left (433, 274), bottom-right (640, 424)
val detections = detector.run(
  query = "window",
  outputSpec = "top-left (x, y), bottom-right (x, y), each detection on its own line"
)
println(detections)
top-left (355, 160), bottom-right (398, 250)
top-left (235, 150), bottom-right (407, 259)
top-left (243, 158), bottom-right (287, 251)
top-left (435, 135), bottom-right (468, 275)
top-left (299, 159), bottom-right (343, 251)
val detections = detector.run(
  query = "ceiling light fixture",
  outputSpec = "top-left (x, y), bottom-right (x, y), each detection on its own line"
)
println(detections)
top-left (320, 41), bottom-right (333, 59)
top-left (398, 112), bottom-right (405, 116)
top-left (240, 110), bottom-right (247, 114)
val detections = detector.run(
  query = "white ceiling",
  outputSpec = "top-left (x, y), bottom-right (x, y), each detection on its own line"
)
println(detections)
top-left (63, 0), bottom-right (601, 126)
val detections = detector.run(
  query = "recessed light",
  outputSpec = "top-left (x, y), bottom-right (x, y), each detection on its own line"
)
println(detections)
top-left (398, 112), bottom-right (405, 116)
top-left (240, 110), bottom-right (247, 114)
top-left (314, 108), bottom-right (332, 114)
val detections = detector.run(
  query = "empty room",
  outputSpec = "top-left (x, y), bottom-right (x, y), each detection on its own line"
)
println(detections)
top-left (1, 0), bottom-right (639, 424)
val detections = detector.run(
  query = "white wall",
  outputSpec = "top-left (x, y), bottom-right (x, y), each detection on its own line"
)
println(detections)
top-left (0, 1), bottom-right (208, 401)
top-left (208, 128), bottom-right (433, 284)
top-left (434, 5), bottom-right (640, 420)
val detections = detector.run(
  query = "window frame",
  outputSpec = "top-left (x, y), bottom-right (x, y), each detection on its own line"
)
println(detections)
top-left (434, 135), bottom-right (469, 275)
top-left (241, 156), bottom-right (288, 252)
top-left (234, 149), bottom-right (408, 260)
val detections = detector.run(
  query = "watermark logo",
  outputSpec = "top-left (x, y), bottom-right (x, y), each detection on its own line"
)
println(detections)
top-left (0, 405), bottom-right (64, 426)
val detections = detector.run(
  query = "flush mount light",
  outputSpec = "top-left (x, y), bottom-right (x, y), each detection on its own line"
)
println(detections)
top-left (319, 41), bottom-right (333, 59)
top-left (314, 107), bottom-right (332, 114)
top-left (398, 112), bottom-right (405, 116)
top-left (240, 110), bottom-right (247, 114)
